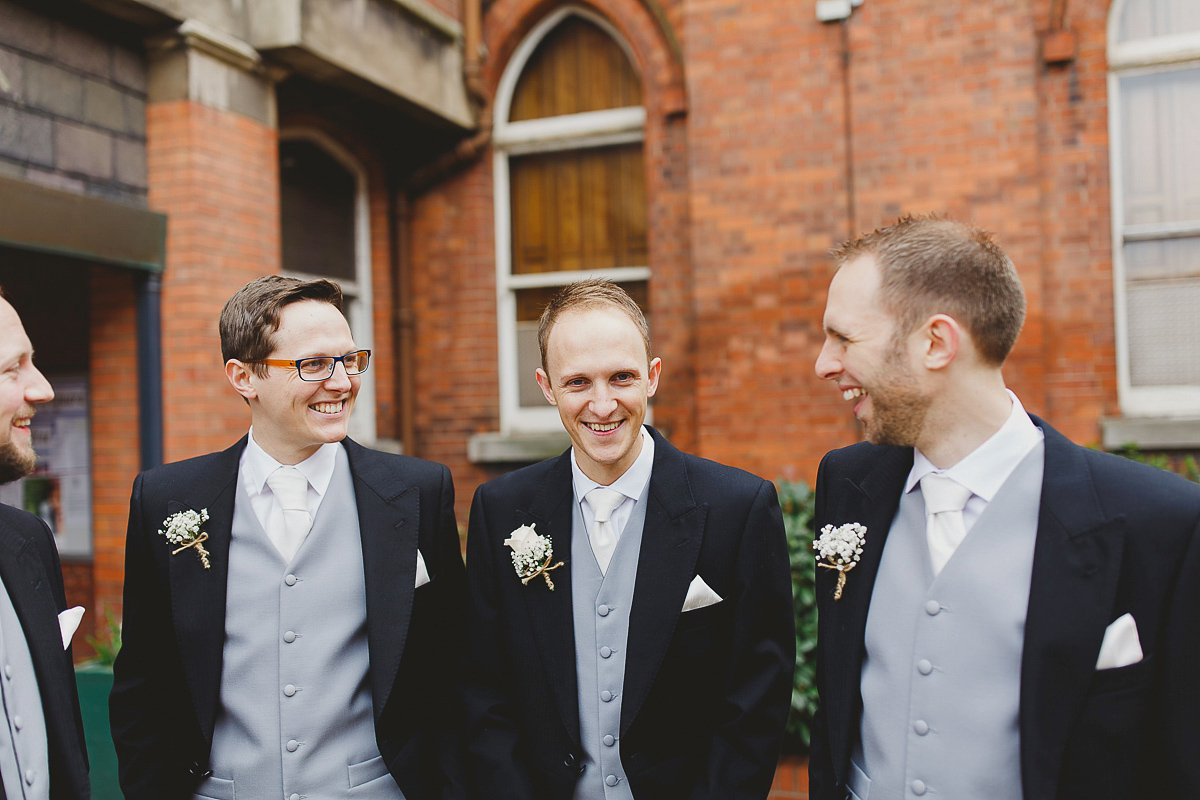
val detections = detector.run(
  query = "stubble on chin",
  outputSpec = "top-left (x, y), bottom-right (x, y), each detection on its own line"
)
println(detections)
top-left (0, 439), bottom-right (36, 485)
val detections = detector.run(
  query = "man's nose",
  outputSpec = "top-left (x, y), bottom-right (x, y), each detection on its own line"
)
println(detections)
top-left (26, 364), bottom-right (54, 404)
top-left (814, 340), bottom-right (840, 381)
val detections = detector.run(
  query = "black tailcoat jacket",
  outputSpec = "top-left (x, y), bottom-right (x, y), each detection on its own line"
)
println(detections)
top-left (0, 503), bottom-right (90, 799)
top-left (808, 417), bottom-right (1200, 800)
top-left (109, 437), bottom-right (468, 800)
top-left (461, 428), bottom-right (795, 800)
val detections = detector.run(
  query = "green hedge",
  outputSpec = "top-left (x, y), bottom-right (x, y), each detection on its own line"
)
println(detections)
top-left (778, 480), bottom-right (819, 752)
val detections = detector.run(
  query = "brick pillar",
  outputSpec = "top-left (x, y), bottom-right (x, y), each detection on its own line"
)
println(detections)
top-left (145, 24), bottom-right (281, 463)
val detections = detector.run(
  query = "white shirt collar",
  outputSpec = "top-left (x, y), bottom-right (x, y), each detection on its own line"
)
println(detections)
top-left (905, 390), bottom-right (1044, 499)
top-left (240, 428), bottom-right (341, 499)
top-left (571, 425), bottom-right (655, 504)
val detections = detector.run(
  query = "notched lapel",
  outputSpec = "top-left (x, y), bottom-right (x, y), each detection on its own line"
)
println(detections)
top-left (358, 474), bottom-right (420, 721)
top-left (1020, 429), bottom-right (1126, 799)
top-left (165, 476), bottom-right (236, 743)
top-left (622, 495), bottom-right (707, 734)
top-left (518, 472), bottom-right (582, 749)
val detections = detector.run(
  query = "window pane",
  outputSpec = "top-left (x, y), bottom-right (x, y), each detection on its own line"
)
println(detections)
top-left (514, 281), bottom-right (649, 407)
top-left (510, 16), bottom-right (642, 121)
top-left (281, 140), bottom-right (357, 281)
top-left (1118, 0), bottom-right (1200, 43)
top-left (1120, 67), bottom-right (1200, 227)
top-left (1124, 237), bottom-right (1200, 281)
top-left (1126, 277), bottom-right (1200, 386)
top-left (511, 144), bottom-right (648, 274)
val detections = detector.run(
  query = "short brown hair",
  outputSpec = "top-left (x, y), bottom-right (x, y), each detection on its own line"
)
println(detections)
top-left (537, 279), bottom-right (652, 374)
top-left (833, 214), bottom-right (1026, 365)
top-left (220, 275), bottom-right (344, 377)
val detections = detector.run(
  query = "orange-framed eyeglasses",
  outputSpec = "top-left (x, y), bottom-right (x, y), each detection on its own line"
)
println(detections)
top-left (252, 350), bottom-right (371, 382)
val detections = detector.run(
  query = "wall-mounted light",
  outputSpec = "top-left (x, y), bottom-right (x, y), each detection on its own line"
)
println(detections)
top-left (816, 0), bottom-right (863, 23)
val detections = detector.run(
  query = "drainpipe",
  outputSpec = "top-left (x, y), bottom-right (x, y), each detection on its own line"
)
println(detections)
top-left (135, 271), bottom-right (163, 470)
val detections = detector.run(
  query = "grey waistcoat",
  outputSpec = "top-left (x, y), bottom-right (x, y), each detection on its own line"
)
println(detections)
top-left (0, 574), bottom-right (49, 800)
top-left (570, 483), bottom-right (650, 800)
top-left (853, 443), bottom-right (1044, 800)
top-left (197, 447), bottom-right (403, 800)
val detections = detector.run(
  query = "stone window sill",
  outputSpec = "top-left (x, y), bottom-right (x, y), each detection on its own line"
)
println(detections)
top-left (468, 432), bottom-right (570, 464)
top-left (1101, 416), bottom-right (1200, 450)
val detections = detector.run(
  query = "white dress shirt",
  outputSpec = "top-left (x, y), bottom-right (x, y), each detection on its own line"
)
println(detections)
top-left (571, 426), bottom-right (655, 545)
top-left (905, 391), bottom-right (1044, 534)
top-left (238, 428), bottom-right (341, 535)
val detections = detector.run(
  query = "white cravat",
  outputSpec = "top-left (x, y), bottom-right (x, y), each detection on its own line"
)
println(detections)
top-left (265, 466), bottom-right (312, 562)
top-left (921, 473), bottom-right (973, 576)
top-left (585, 487), bottom-right (625, 575)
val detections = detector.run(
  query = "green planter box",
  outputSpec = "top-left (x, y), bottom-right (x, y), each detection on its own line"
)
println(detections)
top-left (75, 664), bottom-right (121, 799)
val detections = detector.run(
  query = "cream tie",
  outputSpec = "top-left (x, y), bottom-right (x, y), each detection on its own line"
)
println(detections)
top-left (266, 467), bottom-right (312, 562)
top-left (585, 487), bottom-right (625, 575)
top-left (920, 473), bottom-right (973, 576)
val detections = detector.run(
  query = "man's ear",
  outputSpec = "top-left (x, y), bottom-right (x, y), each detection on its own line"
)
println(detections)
top-left (535, 368), bottom-right (557, 406)
top-left (226, 360), bottom-right (258, 401)
top-left (921, 314), bottom-right (960, 370)
top-left (646, 357), bottom-right (662, 398)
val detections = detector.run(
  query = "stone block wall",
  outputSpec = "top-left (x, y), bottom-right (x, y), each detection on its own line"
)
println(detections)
top-left (0, 0), bottom-right (147, 206)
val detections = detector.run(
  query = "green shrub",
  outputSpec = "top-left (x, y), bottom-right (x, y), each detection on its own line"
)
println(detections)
top-left (84, 608), bottom-right (122, 668)
top-left (778, 479), bottom-right (818, 752)
top-left (1115, 444), bottom-right (1199, 483)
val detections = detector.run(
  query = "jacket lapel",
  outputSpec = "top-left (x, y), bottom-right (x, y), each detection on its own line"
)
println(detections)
top-left (166, 438), bottom-right (243, 742)
top-left (343, 439), bottom-right (421, 722)
top-left (621, 430), bottom-right (707, 734)
top-left (518, 451), bottom-right (581, 748)
top-left (1019, 420), bottom-right (1125, 800)
top-left (819, 444), bottom-right (912, 777)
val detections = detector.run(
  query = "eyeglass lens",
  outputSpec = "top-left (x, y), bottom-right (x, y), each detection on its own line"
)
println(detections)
top-left (296, 351), bottom-right (370, 380)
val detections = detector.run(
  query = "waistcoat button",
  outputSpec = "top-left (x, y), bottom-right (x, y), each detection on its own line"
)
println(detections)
top-left (925, 600), bottom-right (941, 616)
top-left (284, 630), bottom-right (297, 643)
top-left (286, 739), bottom-right (299, 752)
top-left (917, 659), bottom-right (933, 675)
top-left (912, 779), bottom-right (927, 795)
top-left (913, 719), bottom-right (929, 735)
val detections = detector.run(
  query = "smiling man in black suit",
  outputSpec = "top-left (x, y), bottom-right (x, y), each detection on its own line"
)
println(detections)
top-left (0, 290), bottom-right (89, 799)
top-left (461, 279), bottom-right (794, 800)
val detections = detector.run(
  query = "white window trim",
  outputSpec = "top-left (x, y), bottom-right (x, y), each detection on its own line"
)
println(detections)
top-left (493, 6), bottom-right (648, 434)
top-left (279, 128), bottom-right (377, 442)
top-left (1107, 0), bottom-right (1200, 417)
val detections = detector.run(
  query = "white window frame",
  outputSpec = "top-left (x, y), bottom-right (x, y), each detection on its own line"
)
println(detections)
top-left (493, 6), bottom-right (649, 434)
top-left (279, 128), bottom-right (377, 442)
top-left (1108, 0), bottom-right (1200, 417)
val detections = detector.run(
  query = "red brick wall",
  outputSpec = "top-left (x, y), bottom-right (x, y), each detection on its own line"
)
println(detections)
top-left (88, 266), bottom-right (140, 627)
top-left (411, 0), bottom-right (1120, 511)
top-left (147, 100), bottom-right (280, 464)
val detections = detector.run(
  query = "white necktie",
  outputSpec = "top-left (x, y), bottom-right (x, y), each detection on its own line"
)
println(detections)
top-left (266, 467), bottom-right (312, 562)
top-left (586, 487), bottom-right (625, 575)
top-left (920, 473), bottom-right (972, 576)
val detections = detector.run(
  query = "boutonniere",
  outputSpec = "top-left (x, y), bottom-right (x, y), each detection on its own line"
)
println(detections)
top-left (159, 508), bottom-right (212, 570)
top-left (504, 523), bottom-right (564, 591)
top-left (813, 522), bottom-right (866, 600)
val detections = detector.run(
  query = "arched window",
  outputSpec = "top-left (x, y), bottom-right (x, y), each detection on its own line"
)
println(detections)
top-left (1109, 0), bottom-right (1200, 416)
top-left (279, 132), bottom-right (376, 441)
top-left (493, 8), bottom-right (649, 433)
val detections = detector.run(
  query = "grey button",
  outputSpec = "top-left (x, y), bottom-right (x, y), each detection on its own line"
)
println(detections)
top-left (600, 646), bottom-right (612, 658)
top-left (12, 715), bottom-right (21, 731)
top-left (605, 775), bottom-right (618, 787)
top-left (598, 604), bottom-right (610, 617)
top-left (4, 664), bottom-right (11, 679)
top-left (602, 734), bottom-right (615, 747)
top-left (25, 769), bottom-right (34, 785)
top-left (290, 794), bottom-right (300, 800)
top-left (912, 779), bottom-right (927, 795)
top-left (284, 631), bottom-right (297, 643)
top-left (285, 574), bottom-right (298, 586)
top-left (917, 659), bottom-right (933, 675)
top-left (286, 739), bottom-right (299, 752)
top-left (600, 690), bottom-right (613, 702)
top-left (925, 600), bottom-right (941, 616)
top-left (284, 684), bottom-right (297, 697)
top-left (914, 719), bottom-right (929, 735)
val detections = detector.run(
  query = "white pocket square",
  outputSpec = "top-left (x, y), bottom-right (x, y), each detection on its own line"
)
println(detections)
top-left (58, 606), bottom-right (85, 650)
top-left (1095, 612), bottom-right (1143, 670)
top-left (415, 549), bottom-right (431, 589)
top-left (681, 575), bottom-right (722, 613)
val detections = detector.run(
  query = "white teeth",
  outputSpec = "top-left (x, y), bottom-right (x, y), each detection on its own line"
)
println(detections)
top-left (588, 422), bottom-right (620, 432)
top-left (311, 402), bottom-right (343, 414)
top-left (843, 388), bottom-right (865, 401)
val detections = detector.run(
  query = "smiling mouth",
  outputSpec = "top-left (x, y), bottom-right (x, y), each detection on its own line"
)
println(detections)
top-left (585, 421), bottom-right (622, 433)
top-left (310, 401), bottom-right (345, 415)
top-left (842, 388), bottom-right (866, 401)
